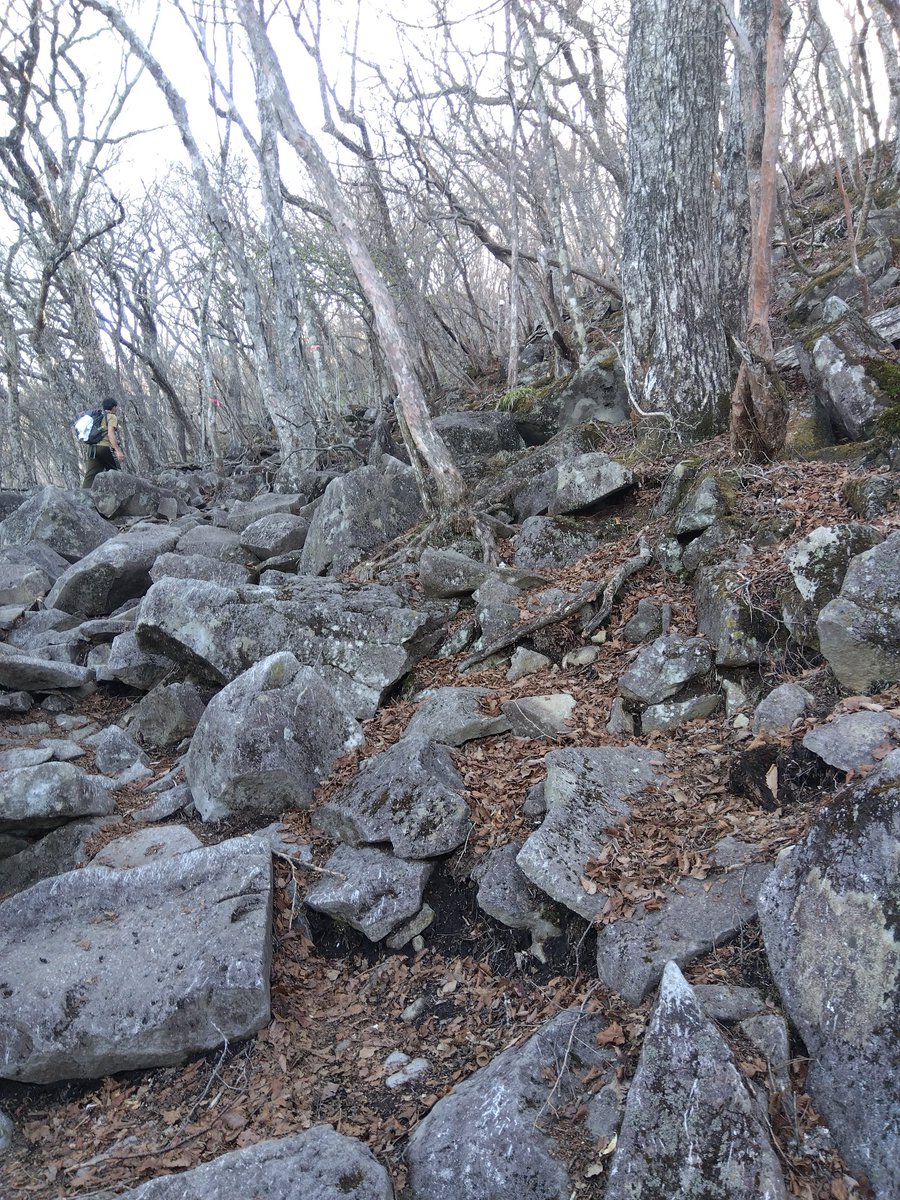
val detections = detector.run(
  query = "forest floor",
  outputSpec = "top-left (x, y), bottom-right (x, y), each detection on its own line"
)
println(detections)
top-left (1, 439), bottom-right (898, 1199)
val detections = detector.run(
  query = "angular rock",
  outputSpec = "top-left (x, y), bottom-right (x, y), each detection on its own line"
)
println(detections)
top-left (305, 845), bottom-right (432, 941)
top-left (46, 527), bottom-right (180, 617)
top-left (641, 692), bottom-right (721, 732)
top-left (843, 473), bottom-right (898, 520)
top-left (91, 471), bottom-right (175, 519)
top-left (0, 487), bottom-right (115, 562)
top-left (800, 307), bottom-right (893, 440)
top-left (431, 410), bottom-right (524, 459)
top-left (221, 492), bottom-right (308, 533)
top-left (124, 681), bottom-right (210, 751)
top-left (506, 647), bottom-right (551, 681)
top-left (0, 691), bottom-right (32, 714)
top-left (622, 597), bottom-right (664, 643)
top-left (112, 1128), bottom-right (393, 1200)
top-left (150, 552), bottom-right (249, 587)
top-left (136, 576), bottom-right (446, 718)
top-left (782, 523), bottom-right (882, 649)
top-left (681, 518), bottom-right (748, 574)
top-left (0, 817), bottom-right (121, 898)
top-left (407, 1009), bottom-right (613, 1200)
top-left (759, 755), bottom-right (900, 1197)
top-left (418, 547), bottom-right (544, 599)
top-left (0, 563), bottom-right (51, 608)
top-left (605, 963), bottom-right (786, 1200)
top-left (692, 984), bottom-right (767, 1024)
top-left (515, 452), bottom-right (633, 519)
top-left (90, 825), bottom-right (202, 868)
top-left (0, 762), bottom-right (114, 832)
top-left (473, 576), bottom-right (520, 643)
top-left (239, 512), bottom-right (312, 560)
top-left (672, 471), bottom-right (736, 537)
top-left (753, 683), bottom-right (814, 734)
top-left (517, 747), bottom-right (667, 920)
top-left (739, 1013), bottom-right (791, 1094)
top-left (175, 524), bottom-right (244, 563)
top-left (501, 693), bottom-right (576, 737)
top-left (595, 856), bottom-right (772, 1004)
top-left (186, 653), bottom-right (363, 822)
top-left (97, 631), bottom-right (173, 690)
top-left (512, 516), bottom-right (598, 570)
top-left (619, 633), bottom-right (714, 706)
top-left (403, 687), bottom-right (511, 746)
top-left (0, 747), bottom-right (53, 770)
top-left (695, 563), bottom-right (774, 666)
top-left (817, 532), bottom-right (900, 692)
top-left (315, 738), bottom-right (470, 859)
top-left (802, 709), bottom-right (900, 773)
top-left (0, 644), bottom-right (93, 692)
top-left (300, 460), bottom-right (423, 577)
top-left (473, 841), bottom-right (561, 955)
top-left (87, 725), bottom-right (150, 775)
top-left (0, 836), bottom-right (272, 1083)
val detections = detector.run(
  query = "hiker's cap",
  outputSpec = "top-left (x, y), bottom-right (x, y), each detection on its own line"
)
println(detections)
top-left (102, 398), bottom-right (118, 411)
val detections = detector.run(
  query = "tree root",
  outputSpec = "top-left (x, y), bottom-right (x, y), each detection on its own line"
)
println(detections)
top-left (459, 530), bottom-right (651, 672)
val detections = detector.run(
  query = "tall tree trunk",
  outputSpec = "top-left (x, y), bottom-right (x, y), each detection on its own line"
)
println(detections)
top-left (235, 0), bottom-right (466, 516)
top-left (622, 0), bottom-right (730, 444)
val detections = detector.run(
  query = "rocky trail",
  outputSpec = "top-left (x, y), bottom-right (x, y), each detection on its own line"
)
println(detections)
top-left (0, 402), bottom-right (897, 1200)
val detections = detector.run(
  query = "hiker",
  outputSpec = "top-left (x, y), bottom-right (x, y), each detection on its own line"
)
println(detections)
top-left (81, 399), bottom-right (125, 488)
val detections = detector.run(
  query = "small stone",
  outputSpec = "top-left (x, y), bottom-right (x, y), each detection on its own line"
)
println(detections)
top-left (733, 713), bottom-right (750, 729)
top-left (401, 997), bottom-right (426, 1022)
top-left (385, 1056), bottom-right (429, 1089)
top-left (562, 645), bottom-right (600, 667)
top-left (385, 904), bottom-right (435, 949)
top-left (506, 647), bottom-right (552, 682)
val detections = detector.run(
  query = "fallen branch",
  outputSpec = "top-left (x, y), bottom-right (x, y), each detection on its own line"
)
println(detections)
top-left (459, 530), bottom-right (651, 671)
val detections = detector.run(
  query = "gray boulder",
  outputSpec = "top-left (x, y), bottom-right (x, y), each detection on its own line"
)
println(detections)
top-left (817, 532), bottom-right (900, 692)
top-left (0, 541), bottom-right (70, 582)
top-left (86, 725), bottom-right (150, 775)
top-left (113, 1128), bottom-right (393, 1200)
top-left (605, 963), bottom-right (786, 1200)
top-left (753, 683), bottom-right (814, 734)
top-left (96, 631), bottom-right (173, 690)
top-left (90, 825), bottom-right (201, 868)
top-left (619, 633), bottom-right (713, 705)
top-left (300, 460), bottom-right (423, 577)
top-left (0, 563), bottom-right (51, 608)
top-left (759, 754), bottom-right (900, 1197)
top-left (552, 350), bottom-right (629, 428)
top-left (91, 471), bottom-right (175, 519)
top-left (515, 452), bottom-right (633, 519)
top-left (802, 709), bottom-right (900, 773)
top-left (240, 512), bottom-right (312, 560)
top-left (473, 576), bottom-right (520, 643)
top-left (46, 527), bottom-right (180, 616)
top-left (501, 693), bottom-right (576, 737)
top-left (418, 547), bottom-right (545, 599)
top-left (595, 854), bottom-right (772, 1004)
top-left (517, 747), bottom-right (667, 920)
top-left (0, 836), bottom-right (272, 1083)
top-left (782, 524), bottom-right (882, 649)
top-left (305, 844), bottom-right (432, 941)
top-left (512, 516), bottom-right (598, 570)
top-left (403, 686), bottom-right (511, 745)
top-left (149, 551), bottom-right (249, 587)
top-left (799, 307), bottom-right (894, 440)
top-left (124, 681), bottom-right (210, 750)
top-left (0, 816), bottom-right (121, 897)
top-left (473, 841), bottom-right (561, 956)
top-left (641, 692), bottom-right (721, 732)
top-left (672, 471), bottom-right (736, 537)
top-left (315, 738), bottom-right (470, 858)
top-left (136, 576), bottom-right (447, 718)
top-left (0, 487), bottom-right (115, 562)
top-left (0, 644), bottom-right (92, 692)
top-left (0, 762), bottom-right (114, 832)
top-left (431, 410), bottom-right (524, 459)
top-left (622, 597), bottom-right (664, 643)
top-left (407, 1009), bottom-right (613, 1200)
top-left (221, 492), bottom-right (308, 532)
top-left (174, 524), bottom-right (245, 562)
top-left (695, 563), bottom-right (773, 666)
top-left (185, 653), bottom-right (363, 822)
top-left (506, 647), bottom-right (552, 681)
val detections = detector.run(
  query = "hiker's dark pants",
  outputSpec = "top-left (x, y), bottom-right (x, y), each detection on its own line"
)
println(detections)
top-left (82, 446), bottom-right (119, 489)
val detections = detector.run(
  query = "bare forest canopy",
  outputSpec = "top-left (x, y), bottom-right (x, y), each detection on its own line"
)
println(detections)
top-left (0, 0), bottom-right (890, 492)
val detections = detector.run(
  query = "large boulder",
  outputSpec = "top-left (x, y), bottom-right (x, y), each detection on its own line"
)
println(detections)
top-left (514, 452), bottom-right (633, 519)
top-left (124, 681), bottom-right (210, 750)
top-left (618, 633), bottom-right (713, 705)
top-left (694, 562), bottom-right (774, 666)
top-left (186, 653), bottom-right (362, 822)
top-left (0, 761), bottom-right (113, 832)
top-left (300, 459), bottom-right (423, 576)
top-left (605, 963), bottom-right (786, 1200)
top-left (402, 686), bottom-right (511, 745)
top-left (112, 1128), bottom-right (393, 1200)
top-left (304, 844), bottom-right (432, 941)
top-left (431, 410), bottom-right (524, 459)
top-left (802, 710), bottom-right (900, 772)
top-left (96, 630), bottom-right (173, 690)
top-left (512, 516), bottom-right (599, 570)
top-left (0, 836), bottom-right (272, 1083)
top-left (239, 511), bottom-right (312, 560)
top-left (45, 526), bottom-right (180, 616)
top-left (0, 643), bottom-right (92, 692)
top-left (90, 471), bottom-right (175, 519)
top-left (406, 1009), bottom-right (614, 1200)
top-left (759, 753), bottom-right (899, 1197)
top-left (136, 576), bottom-right (447, 718)
top-left (817, 531), bottom-right (900, 692)
top-left (315, 738), bottom-right (470, 858)
top-left (782, 524), bottom-right (883, 648)
top-left (517, 747), bottom-right (667, 920)
top-left (797, 306), bottom-right (894, 440)
top-left (0, 487), bottom-right (115, 562)
top-left (174, 524), bottom-right (244, 563)
top-left (220, 492), bottom-right (308, 532)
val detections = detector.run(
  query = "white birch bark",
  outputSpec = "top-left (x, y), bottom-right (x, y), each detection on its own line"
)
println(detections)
top-left (622, 0), bottom-right (730, 443)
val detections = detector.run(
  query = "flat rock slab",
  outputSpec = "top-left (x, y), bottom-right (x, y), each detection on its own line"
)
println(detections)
top-left (0, 836), bottom-right (273, 1083)
top-left (315, 738), bottom-right (470, 859)
top-left (305, 845), bottom-right (432, 942)
top-left (150, 552), bottom-right (249, 587)
top-left (0, 762), bottom-right (114, 832)
top-left (473, 841), bottom-right (561, 953)
top-left (758, 750), bottom-right (900, 1197)
top-left (619, 633), bottom-right (713, 706)
top-left (0, 817), bottom-right (122, 898)
top-left (753, 683), bottom-right (814, 734)
top-left (501, 693), bottom-right (576, 737)
top-left (802, 710), bottom-right (900, 771)
top-left (0, 645), bottom-right (93, 692)
top-left (406, 1009), bottom-right (613, 1200)
top-left (114, 1127), bottom-right (393, 1200)
top-left (90, 825), bottom-right (202, 869)
top-left (641, 692), bottom-right (721, 733)
top-left (595, 859), bottom-right (773, 1004)
top-left (605, 963), bottom-right (786, 1200)
top-left (402, 687), bottom-right (511, 745)
top-left (517, 747), bottom-right (667, 920)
